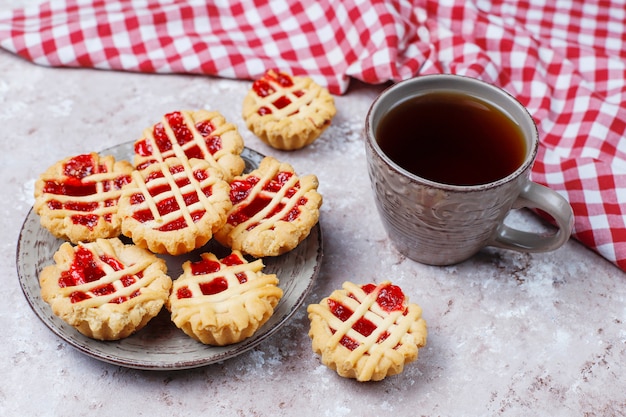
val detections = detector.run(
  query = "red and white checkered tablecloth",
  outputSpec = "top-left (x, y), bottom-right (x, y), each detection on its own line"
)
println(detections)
top-left (1, 0), bottom-right (625, 271)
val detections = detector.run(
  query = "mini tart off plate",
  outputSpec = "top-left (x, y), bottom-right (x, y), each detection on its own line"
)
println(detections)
top-left (242, 69), bottom-right (336, 150)
top-left (307, 281), bottom-right (427, 382)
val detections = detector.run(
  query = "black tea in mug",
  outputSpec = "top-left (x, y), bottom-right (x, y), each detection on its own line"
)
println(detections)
top-left (376, 91), bottom-right (527, 186)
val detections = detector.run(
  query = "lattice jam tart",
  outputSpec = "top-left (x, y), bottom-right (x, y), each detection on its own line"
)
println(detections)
top-left (33, 153), bottom-right (133, 244)
top-left (242, 69), bottom-right (336, 150)
top-left (133, 109), bottom-right (245, 181)
top-left (307, 281), bottom-right (428, 382)
top-left (214, 156), bottom-right (322, 257)
top-left (168, 250), bottom-right (283, 346)
top-left (117, 157), bottom-right (232, 255)
top-left (39, 238), bottom-right (172, 341)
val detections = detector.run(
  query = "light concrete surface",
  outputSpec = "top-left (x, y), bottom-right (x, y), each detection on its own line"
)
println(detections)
top-left (1, 2), bottom-right (625, 416)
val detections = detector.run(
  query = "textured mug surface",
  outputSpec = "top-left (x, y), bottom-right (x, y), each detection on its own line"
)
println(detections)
top-left (365, 74), bottom-right (574, 265)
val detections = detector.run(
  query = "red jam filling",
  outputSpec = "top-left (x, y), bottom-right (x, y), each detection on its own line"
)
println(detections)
top-left (100, 254), bottom-right (123, 271)
top-left (152, 122), bottom-right (173, 153)
top-left (272, 96), bottom-right (291, 110)
top-left (199, 277), bottom-right (228, 295)
top-left (252, 69), bottom-right (305, 116)
top-left (328, 299), bottom-right (378, 338)
top-left (59, 247), bottom-right (141, 304)
top-left (227, 172), bottom-right (307, 226)
top-left (176, 276), bottom-right (230, 299)
top-left (176, 287), bottom-right (193, 299)
top-left (190, 253), bottom-right (245, 277)
top-left (71, 214), bottom-right (99, 229)
top-left (92, 283), bottom-right (116, 297)
top-left (134, 140), bottom-right (152, 157)
top-left (130, 166), bottom-right (211, 230)
top-left (230, 176), bottom-right (259, 204)
top-left (257, 107), bottom-right (271, 116)
top-left (195, 119), bottom-right (214, 137)
top-left (235, 272), bottom-right (248, 284)
top-left (328, 283), bottom-right (406, 351)
top-left (222, 253), bottom-right (244, 266)
top-left (194, 169), bottom-right (209, 181)
top-left (157, 196), bottom-right (180, 216)
top-left (363, 283), bottom-right (406, 312)
top-left (253, 80), bottom-right (274, 98)
top-left (44, 180), bottom-right (97, 197)
top-left (196, 120), bottom-right (222, 156)
top-left (44, 154), bottom-right (100, 197)
top-left (165, 111), bottom-right (193, 146)
top-left (64, 201), bottom-right (99, 212)
top-left (63, 154), bottom-right (95, 179)
top-left (58, 246), bottom-right (105, 288)
top-left (191, 259), bottom-right (221, 275)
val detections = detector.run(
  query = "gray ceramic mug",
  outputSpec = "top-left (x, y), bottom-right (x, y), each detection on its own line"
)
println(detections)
top-left (365, 74), bottom-right (574, 265)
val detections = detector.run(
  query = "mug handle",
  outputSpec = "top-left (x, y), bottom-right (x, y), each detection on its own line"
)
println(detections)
top-left (490, 181), bottom-right (574, 252)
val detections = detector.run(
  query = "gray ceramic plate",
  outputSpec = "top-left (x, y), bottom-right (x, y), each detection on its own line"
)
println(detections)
top-left (16, 143), bottom-right (322, 370)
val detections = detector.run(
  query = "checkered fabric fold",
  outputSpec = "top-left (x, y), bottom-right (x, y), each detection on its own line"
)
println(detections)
top-left (1, 0), bottom-right (625, 271)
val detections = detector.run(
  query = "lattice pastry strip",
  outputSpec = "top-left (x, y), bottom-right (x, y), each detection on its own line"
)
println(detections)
top-left (118, 156), bottom-right (232, 255)
top-left (133, 109), bottom-right (245, 181)
top-left (307, 281), bottom-right (428, 382)
top-left (242, 69), bottom-right (336, 150)
top-left (39, 238), bottom-right (172, 340)
top-left (168, 250), bottom-right (283, 345)
top-left (214, 156), bottom-right (322, 257)
top-left (34, 152), bottom-right (133, 244)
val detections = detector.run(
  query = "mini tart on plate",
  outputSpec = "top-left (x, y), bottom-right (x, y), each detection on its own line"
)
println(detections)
top-left (133, 109), bottom-right (245, 181)
top-left (117, 157), bottom-right (232, 255)
top-left (168, 250), bottom-right (283, 346)
top-left (214, 156), bottom-right (322, 257)
top-left (242, 69), bottom-right (336, 150)
top-left (39, 237), bottom-right (172, 341)
top-left (307, 281), bottom-right (427, 382)
top-left (33, 153), bottom-right (133, 244)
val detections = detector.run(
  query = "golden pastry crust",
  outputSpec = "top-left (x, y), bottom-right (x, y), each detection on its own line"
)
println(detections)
top-left (214, 156), bottom-right (322, 257)
top-left (117, 157), bottom-right (232, 255)
top-left (33, 153), bottom-right (134, 244)
top-left (242, 69), bottom-right (336, 150)
top-left (167, 250), bottom-right (283, 345)
top-left (39, 238), bottom-right (172, 341)
top-left (307, 281), bottom-right (427, 382)
top-left (133, 109), bottom-right (245, 181)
